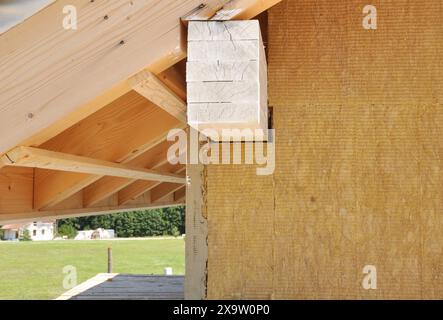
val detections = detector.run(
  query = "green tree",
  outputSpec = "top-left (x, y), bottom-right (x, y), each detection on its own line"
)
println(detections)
top-left (20, 229), bottom-right (32, 241)
top-left (57, 224), bottom-right (77, 239)
top-left (57, 206), bottom-right (185, 238)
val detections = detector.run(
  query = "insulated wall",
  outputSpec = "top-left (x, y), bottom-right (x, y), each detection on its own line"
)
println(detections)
top-left (205, 0), bottom-right (443, 299)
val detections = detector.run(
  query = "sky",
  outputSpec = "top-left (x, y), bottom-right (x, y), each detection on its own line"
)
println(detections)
top-left (0, 0), bottom-right (54, 34)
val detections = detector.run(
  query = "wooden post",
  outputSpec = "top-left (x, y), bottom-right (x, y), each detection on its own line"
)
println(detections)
top-left (107, 247), bottom-right (113, 273)
top-left (184, 152), bottom-right (208, 299)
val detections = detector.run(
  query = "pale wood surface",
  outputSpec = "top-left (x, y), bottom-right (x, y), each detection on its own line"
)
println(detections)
top-left (9, 0), bottom-right (278, 156)
top-left (188, 40), bottom-right (259, 61)
top-left (17, 67), bottom-right (182, 152)
top-left (211, 0), bottom-right (282, 20)
top-left (130, 70), bottom-right (187, 123)
top-left (119, 166), bottom-right (186, 206)
top-left (186, 61), bottom-right (259, 82)
top-left (34, 91), bottom-right (181, 210)
top-left (2, 146), bottom-right (186, 184)
top-left (0, 0), bottom-right (280, 227)
top-left (151, 183), bottom-right (186, 203)
top-left (0, 167), bottom-right (33, 214)
top-left (83, 140), bottom-right (176, 207)
top-left (187, 82), bottom-right (259, 103)
top-left (0, 0), bottom-right (211, 153)
top-left (183, 0), bottom-right (281, 21)
top-left (118, 180), bottom-right (162, 206)
top-left (188, 20), bottom-right (260, 40)
top-left (184, 162), bottom-right (208, 300)
top-left (187, 20), bottom-right (268, 140)
top-left (187, 103), bottom-right (260, 123)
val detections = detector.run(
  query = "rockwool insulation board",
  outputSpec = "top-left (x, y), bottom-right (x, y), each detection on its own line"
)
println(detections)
top-left (205, 0), bottom-right (443, 299)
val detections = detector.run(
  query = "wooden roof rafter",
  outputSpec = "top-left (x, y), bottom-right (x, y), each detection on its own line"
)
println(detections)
top-left (0, 0), bottom-right (280, 156)
top-left (1, 146), bottom-right (186, 184)
top-left (130, 70), bottom-right (187, 123)
top-left (83, 139), bottom-right (185, 207)
top-left (0, 0), bottom-right (282, 224)
top-left (119, 167), bottom-right (186, 206)
top-left (33, 91), bottom-right (183, 210)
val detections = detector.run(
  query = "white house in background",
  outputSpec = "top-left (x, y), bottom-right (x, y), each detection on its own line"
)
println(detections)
top-left (75, 228), bottom-right (115, 240)
top-left (1, 220), bottom-right (55, 241)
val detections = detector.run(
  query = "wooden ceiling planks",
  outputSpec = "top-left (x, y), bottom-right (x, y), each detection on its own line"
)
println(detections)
top-left (0, 0), bottom-right (282, 223)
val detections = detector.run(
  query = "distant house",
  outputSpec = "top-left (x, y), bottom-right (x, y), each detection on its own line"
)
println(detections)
top-left (75, 228), bottom-right (115, 240)
top-left (1, 220), bottom-right (55, 241)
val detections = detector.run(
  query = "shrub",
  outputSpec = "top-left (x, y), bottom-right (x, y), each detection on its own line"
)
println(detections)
top-left (57, 224), bottom-right (77, 239)
top-left (20, 230), bottom-right (32, 241)
top-left (57, 206), bottom-right (185, 238)
top-left (171, 226), bottom-right (181, 238)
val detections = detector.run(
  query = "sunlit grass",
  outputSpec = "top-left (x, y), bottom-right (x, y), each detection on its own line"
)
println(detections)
top-left (0, 238), bottom-right (184, 300)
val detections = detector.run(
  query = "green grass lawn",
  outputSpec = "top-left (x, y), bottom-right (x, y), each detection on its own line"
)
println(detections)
top-left (0, 238), bottom-right (184, 300)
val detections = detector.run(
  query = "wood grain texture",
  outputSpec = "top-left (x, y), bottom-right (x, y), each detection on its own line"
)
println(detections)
top-left (118, 180), bottom-right (161, 206)
top-left (18, 81), bottom-right (132, 149)
top-left (174, 187), bottom-right (186, 202)
top-left (188, 20), bottom-right (260, 40)
top-left (4, 146), bottom-right (186, 184)
top-left (17, 64), bottom-right (185, 152)
top-left (206, 0), bottom-right (443, 299)
top-left (187, 20), bottom-right (268, 141)
top-left (183, 0), bottom-right (281, 21)
top-left (157, 63), bottom-right (187, 101)
top-left (130, 70), bottom-right (187, 123)
top-left (185, 163), bottom-right (208, 300)
top-left (0, 167), bottom-right (34, 214)
top-left (187, 103), bottom-right (260, 123)
top-left (8, 0), bottom-right (280, 156)
top-left (151, 182), bottom-right (186, 203)
top-left (0, 0), bottom-right (279, 155)
top-left (0, 0), bottom-right (280, 221)
top-left (83, 139), bottom-right (177, 207)
top-left (187, 82), bottom-right (259, 103)
top-left (186, 61), bottom-right (259, 82)
top-left (34, 90), bottom-right (181, 210)
top-left (0, 0), bottom-right (223, 153)
top-left (118, 166), bottom-right (185, 206)
top-left (188, 40), bottom-right (259, 61)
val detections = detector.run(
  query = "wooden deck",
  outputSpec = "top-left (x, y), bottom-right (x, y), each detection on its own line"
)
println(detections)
top-left (56, 273), bottom-right (184, 300)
